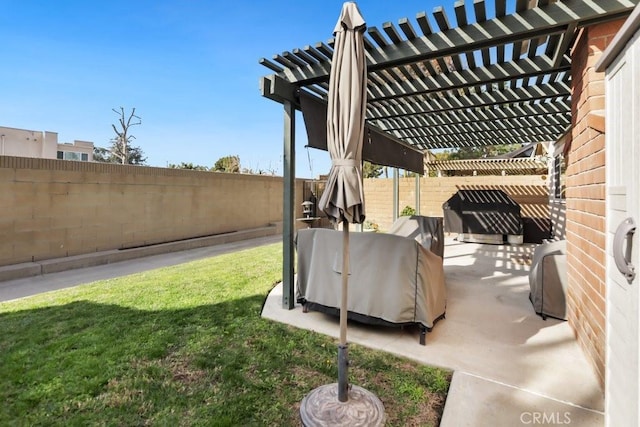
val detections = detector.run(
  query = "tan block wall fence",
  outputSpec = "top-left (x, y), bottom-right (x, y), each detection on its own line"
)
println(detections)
top-left (0, 156), bottom-right (304, 267)
top-left (1, 155), bottom-right (550, 268)
top-left (566, 19), bottom-right (624, 387)
top-left (364, 175), bottom-right (549, 231)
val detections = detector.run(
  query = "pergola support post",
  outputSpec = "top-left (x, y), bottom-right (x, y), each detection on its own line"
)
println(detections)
top-left (282, 100), bottom-right (295, 309)
top-left (393, 168), bottom-right (399, 222)
top-left (415, 174), bottom-right (421, 215)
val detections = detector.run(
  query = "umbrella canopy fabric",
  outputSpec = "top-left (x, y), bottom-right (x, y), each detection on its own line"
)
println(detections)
top-left (318, 2), bottom-right (367, 225)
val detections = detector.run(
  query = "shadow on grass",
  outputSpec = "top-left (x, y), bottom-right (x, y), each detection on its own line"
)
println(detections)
top-left (0, 293), bottom-right (450, 426)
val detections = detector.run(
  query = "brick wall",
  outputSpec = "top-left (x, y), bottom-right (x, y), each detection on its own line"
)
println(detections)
top-left (364, 175), bottom-right (549, 231)
top-left (566, 19), bottom-right (625, 386)
top-left (0, 156), bottom-right (304, 266)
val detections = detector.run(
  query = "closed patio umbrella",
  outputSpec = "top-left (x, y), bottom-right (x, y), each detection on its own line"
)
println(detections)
top-left (318, 0), bottom-right (367, 404)
top-left (300, 3), bottom-right (384, 426)
top-left (317, 2), bottom-right (367, 228)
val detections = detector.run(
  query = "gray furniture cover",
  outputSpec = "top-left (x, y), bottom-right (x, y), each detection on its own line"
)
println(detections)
top-left (443, 189), bottom-right (523, 241)
top-left (529, 240), bottom-right (567, 320)
top-left (387, 215), bottom-right (444, 259)
top-left (295, 228), bottom-right (447, 330)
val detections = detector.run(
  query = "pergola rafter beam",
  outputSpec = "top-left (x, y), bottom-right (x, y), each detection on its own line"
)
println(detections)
top-left (383, 21), bottom-right (404, 44)
top-left (368, 81), bottom-right (570, 117)
top-left (366, 55), bottom-right (570, 102)
top-left (374, 114), bottom-right (570, 135)
top-left (454, 1), bottom-right (476, 69)
top-left (393, 123), bottom-right (566, 143)
top-left (291, 48), bottom-right (318, 66)
top-left (265, 0), bottom-right (633, 86)
top-left (434, 6), bottom-right (464, 72)
top-left (427, 158), bottom-right (548, 173)
top-left (407, 133), bottom-right (555, 149)
top-left (369, 101), bottom-right (571, 124)
top-left (302, 45), bottom-right (328, 62)
top-left (259, 57), bottom-right (284, 74)
top-left (511, 0), bottom-right (531, 64)
top-left (473, 0), bottom-right (492, 68)
top-left (398, 17), bottom-right (418, 40)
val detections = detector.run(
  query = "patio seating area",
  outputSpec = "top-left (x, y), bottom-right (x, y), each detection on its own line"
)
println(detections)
top-left (262, 236), bottom-right (604, 426)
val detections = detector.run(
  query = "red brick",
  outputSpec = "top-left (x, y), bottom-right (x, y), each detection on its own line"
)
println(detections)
top-left (587, 80), bottom-right (605, 99)
top-left (588, 37), bottom-right (608, 55)
top-left (589, 19), bottom-right (625, 39)
top-left (564, 42), bottom-right (609, 385)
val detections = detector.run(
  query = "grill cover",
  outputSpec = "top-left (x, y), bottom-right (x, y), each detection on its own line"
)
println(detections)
top-left (443, 189), bottom-right (523, 236)
top-left (529, 240), bottom-right (567, 320)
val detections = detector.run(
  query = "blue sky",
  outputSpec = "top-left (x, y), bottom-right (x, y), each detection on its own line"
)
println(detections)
top-left (1, 1), bottom-right (496, 177)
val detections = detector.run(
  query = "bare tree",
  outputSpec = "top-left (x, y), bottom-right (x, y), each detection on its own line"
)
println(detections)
top-left (111, 107), bottom-right (141, 164)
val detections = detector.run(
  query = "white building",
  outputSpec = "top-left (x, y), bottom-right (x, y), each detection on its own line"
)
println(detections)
top-left (0, 126), bottom-right (94, 161)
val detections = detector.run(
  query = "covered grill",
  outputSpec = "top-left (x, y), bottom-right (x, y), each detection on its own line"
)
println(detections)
top-left (443, 189), bottom-right (523, 244)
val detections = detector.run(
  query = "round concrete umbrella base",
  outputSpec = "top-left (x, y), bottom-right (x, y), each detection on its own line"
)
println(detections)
top-left (299, 383), bottom-right (385, 427)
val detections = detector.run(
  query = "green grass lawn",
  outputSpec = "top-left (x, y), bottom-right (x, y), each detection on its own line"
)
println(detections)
top-left (0, 243), bottom-right (450, 426)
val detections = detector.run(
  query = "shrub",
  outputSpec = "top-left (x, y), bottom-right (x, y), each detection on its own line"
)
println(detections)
top-left (400, 205), bottom-right (416, 216)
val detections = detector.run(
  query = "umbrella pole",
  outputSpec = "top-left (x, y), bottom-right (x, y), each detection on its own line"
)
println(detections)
top-left (338, 219), bottom-right (349, 402)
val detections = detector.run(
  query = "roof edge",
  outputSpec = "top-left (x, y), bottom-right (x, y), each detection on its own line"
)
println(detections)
top-left (596, 3), bottom-right (640, 72)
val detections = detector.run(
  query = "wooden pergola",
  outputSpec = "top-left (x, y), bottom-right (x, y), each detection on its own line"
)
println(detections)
top-left (259, 0), bottom-right (638, 308)
top-left (428, 157), bottom-right (548, 175)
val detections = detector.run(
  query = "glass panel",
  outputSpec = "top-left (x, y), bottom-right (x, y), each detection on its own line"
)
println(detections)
top-left (63, 152), bottom-right (81, 161)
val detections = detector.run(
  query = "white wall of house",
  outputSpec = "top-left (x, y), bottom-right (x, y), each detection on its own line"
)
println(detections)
top-left (0, 126), bottom-right (93, 161)
top-left (0, 126), bottom-right (55, 158)
top-left (597, 4), bottom-right (640, 426)
top-left (56, 140), bottom-right (94, 162)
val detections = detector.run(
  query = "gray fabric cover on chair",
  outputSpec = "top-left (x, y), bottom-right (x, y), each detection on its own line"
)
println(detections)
top-left (387, 215), bottom-right (444, 259)
top-left (529, 240), bottom-right (568, 320)
top-left (295, 228), bottom-right (447, 329)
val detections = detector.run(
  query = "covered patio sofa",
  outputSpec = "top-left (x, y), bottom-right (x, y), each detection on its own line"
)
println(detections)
top-left (295, 217), bottom-right (446, 344)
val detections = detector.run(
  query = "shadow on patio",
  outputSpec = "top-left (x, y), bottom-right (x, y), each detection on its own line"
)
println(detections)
top-left (262, 236), bottom-right (604, 426)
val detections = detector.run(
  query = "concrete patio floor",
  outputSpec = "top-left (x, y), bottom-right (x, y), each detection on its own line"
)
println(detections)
top-left (261, 237), bottom-right (604, 426)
